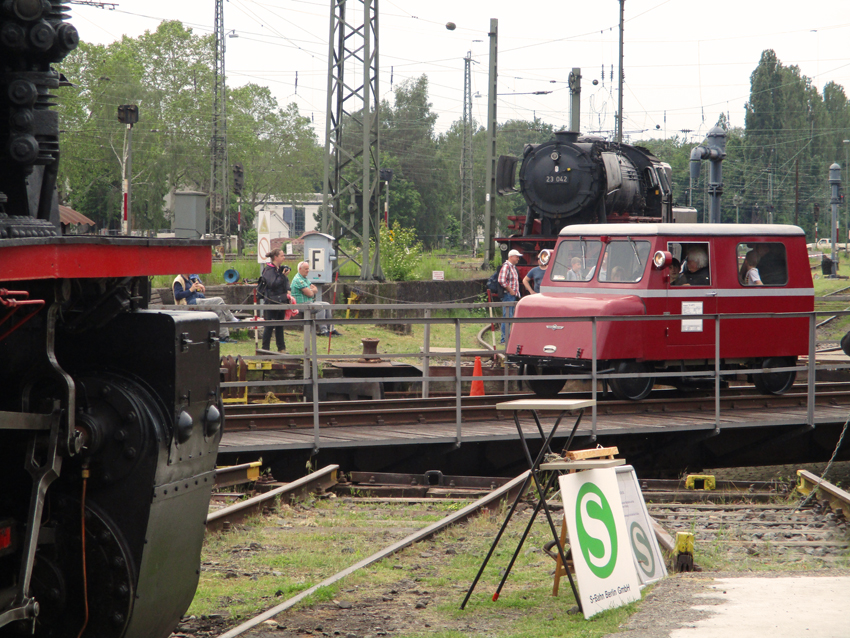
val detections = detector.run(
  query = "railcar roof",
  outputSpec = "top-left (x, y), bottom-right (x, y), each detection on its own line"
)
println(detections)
top-left (558, 223), bottom-right (805, 237)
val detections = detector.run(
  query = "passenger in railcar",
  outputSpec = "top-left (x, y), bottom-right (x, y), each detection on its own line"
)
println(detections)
top-left (674, 247), bottom-right (710, 286)
top-left (566, 256), bottom-right (583, 281)
top-left (740, 250), bottom-right (763, 286)
top-left (755, 243), bottom-right (787, 284)
top-left (670, 258), bottom-right (681, 281)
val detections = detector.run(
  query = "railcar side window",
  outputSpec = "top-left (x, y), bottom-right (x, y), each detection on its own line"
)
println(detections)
top-left (550, 239), bottom-right (602, 282)
top-left (668, 242), bottom-right (711, 286)
top-left (598, 240), bottom-right (652, 282)
top-left (736, 242), bottom-right (787, 286)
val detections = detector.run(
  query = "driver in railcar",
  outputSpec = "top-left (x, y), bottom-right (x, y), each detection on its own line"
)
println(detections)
top-left (674, 247), bottom-right (710, 286)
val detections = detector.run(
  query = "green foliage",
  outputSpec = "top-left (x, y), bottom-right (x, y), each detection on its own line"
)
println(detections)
top-left (375, 221), bottom-right (423, 281)
top-left (56, 21), bottom-right (321, 236)
top-left (57, 31), bottom-right (850, 251)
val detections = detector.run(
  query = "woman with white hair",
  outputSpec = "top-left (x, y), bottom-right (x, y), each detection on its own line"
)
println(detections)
top-left (675, 246), bottom-right (710, 285)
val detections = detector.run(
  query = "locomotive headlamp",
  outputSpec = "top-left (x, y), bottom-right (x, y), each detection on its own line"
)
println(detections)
top-left (499, 243), bottom-right (508, 251)
top-left (550, 151), bottom-right (560, 161)
top-left (539, 249), bottom-right (551, 266)
top-left (653, 250), bottom-right (673, 269)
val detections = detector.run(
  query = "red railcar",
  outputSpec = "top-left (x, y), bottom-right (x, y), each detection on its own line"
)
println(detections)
top-left (507, 223), bottom-right (814, 399)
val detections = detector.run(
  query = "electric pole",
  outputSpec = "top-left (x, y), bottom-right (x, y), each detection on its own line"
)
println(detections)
top-left (482, 18), bottom-right (498, 266)
top-left (461, 51), bottom-right (474, 252)
top-left (210, 0), bottom-right (228, 242)
top-left (321, 0), bottom-right (382, 280)
top-left (616, 0), bottom-right (624, 144)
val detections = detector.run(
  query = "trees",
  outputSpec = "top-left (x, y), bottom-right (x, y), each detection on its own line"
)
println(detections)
top-left (58, 21), bottom-right (215, 230)
top-left (57, 21), bottom-right (321, 235)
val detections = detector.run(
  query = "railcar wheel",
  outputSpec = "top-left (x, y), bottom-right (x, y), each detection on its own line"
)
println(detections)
top-left (526, 365), bottom-right (565, 397)
top-left (752, 357), bottom-right (796, 395)
top-left (609, 361), bottom-right (654, 401)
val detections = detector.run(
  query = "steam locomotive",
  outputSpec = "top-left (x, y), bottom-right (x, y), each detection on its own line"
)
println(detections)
top-left (1, 3), bottom-right (223, 637)
top-left (495, 130), bottom-right (693, 277)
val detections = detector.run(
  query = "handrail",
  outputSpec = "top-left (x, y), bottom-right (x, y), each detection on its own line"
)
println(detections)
top-left (212, 304), bottom-right (850, 450)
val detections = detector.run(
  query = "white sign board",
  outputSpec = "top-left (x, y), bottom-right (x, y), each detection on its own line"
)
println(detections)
top-left (308, 247), bottom-right (325, 279)
top-left (559, 469), bottom-right (641, 619)
top-left (432, 271), bottom-right (444, 281)
top-left (681, 301), bottom-right (703, 332)
top-left (615, 465), bottom-right (667, 585)
top-left (257, 210), bottom-right (271, 265)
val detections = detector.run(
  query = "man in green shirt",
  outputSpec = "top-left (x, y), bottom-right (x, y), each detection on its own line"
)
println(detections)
top-left (291, 261), bottom-right (339, 336)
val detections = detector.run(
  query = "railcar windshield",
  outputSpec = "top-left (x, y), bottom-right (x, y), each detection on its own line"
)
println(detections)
top-left (737, 242), bottom-right (788, 286)
top-left (598, 240), bottom-right (652, 282)
top-left (550, 239), bottom-right (603, 282)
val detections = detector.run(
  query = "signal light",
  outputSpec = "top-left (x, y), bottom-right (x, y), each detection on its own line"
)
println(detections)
top-left (232, 163), bottom-right (244, 196)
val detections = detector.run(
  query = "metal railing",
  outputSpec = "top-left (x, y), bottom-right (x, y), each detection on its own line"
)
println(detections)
top-left (163, 301), bottom-right (850, 452)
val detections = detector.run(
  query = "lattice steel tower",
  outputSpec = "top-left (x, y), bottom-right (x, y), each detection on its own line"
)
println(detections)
top-left (461, 51), bottom-right (474, 251)
top-left (321, 0), bottom-right (382, 280)
top-left (209, 0), bottom-right (228, 237)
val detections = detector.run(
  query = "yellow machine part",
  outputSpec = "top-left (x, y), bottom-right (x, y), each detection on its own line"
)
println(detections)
top-left (674, 532), bottom-right (695, 555)
top-left (685, 474), bottom-right (716, 490)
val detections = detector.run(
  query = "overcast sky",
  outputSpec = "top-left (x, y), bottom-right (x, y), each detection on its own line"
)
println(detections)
top-left (70, 0), bottom-right (850, 144)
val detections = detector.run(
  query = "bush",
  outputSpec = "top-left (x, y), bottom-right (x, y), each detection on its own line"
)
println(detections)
top-left (376, 221), bottom-right (423, 281)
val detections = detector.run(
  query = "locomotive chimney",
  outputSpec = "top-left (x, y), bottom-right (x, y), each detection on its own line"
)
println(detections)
top-left (555, 130), bottom-right (580, 144)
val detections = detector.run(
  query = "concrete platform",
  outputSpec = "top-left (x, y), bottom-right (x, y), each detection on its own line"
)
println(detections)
top-left (670, 576), bottom-right (849, 638)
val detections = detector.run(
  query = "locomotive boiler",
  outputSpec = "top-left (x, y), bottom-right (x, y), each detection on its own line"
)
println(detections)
top-left (0, 2), bottom-right (223, 637)
top-left (495, 131), bottom-right (690, 278)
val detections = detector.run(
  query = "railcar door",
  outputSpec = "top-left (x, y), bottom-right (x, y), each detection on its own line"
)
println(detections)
top-left (665, 241), bottom-right (717, 350)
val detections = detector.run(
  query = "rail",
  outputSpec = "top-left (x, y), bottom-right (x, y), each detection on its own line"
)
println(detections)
top-left (163, 301), bottom-right (850, 451)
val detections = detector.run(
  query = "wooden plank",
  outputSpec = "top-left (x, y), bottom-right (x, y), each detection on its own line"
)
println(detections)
top-left (564, 446), bottom-right (619, 461)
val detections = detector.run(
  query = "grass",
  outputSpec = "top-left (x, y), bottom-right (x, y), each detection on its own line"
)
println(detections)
top-left (151, 259), bottom-right (273, 288)
top-left (219, 309), bottom-right (497, 359)
top-left (812, 260), bottom-right (850, 341)
top-left (152, 253), bottom-right (485, 286)
top-left (190, 495), bottom-right (639, 637)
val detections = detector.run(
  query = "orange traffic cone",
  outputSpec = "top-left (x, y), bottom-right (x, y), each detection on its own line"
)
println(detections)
top-left (470, 356), bottom-right (485, 396)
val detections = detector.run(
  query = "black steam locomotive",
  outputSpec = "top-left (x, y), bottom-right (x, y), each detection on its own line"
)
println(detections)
top-left (1, 3), bottom-right (223, 637)
top-left (495, 130), bottom-right (683, 276)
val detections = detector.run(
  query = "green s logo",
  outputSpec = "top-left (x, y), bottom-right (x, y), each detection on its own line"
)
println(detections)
top-left (629, 521), bottom-right (655, 578)
top-left (575, 483), bottom-right (618, 578)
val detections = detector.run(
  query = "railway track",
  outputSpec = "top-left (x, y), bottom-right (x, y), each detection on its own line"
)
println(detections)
top-left (222, 382), bottom-right (850, 431)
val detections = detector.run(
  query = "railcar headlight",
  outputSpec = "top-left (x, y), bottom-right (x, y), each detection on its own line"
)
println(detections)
top-left (539, 249), bottom-right (551, 266)
top-left (499, 243), bottom-right (509, 251)
top-left (653, 250), bottom-right (673, 269)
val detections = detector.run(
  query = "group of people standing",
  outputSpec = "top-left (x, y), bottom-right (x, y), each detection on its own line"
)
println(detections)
top-left (497, 248), bottom-right (551, 344)
top-left (172, 247), bottom-right (339, 353)
top-left (258, 248), bottom-right (339, 352)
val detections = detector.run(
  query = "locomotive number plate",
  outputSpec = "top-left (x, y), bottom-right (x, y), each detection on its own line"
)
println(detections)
top-left (545, 175), bottom-right (569, 184)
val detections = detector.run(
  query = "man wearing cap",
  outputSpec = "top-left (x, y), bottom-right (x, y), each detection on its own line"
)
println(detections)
top-left (172, 273), bottom-right (240, 343)
top-left (498, 249), bottom-right (522, 344)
